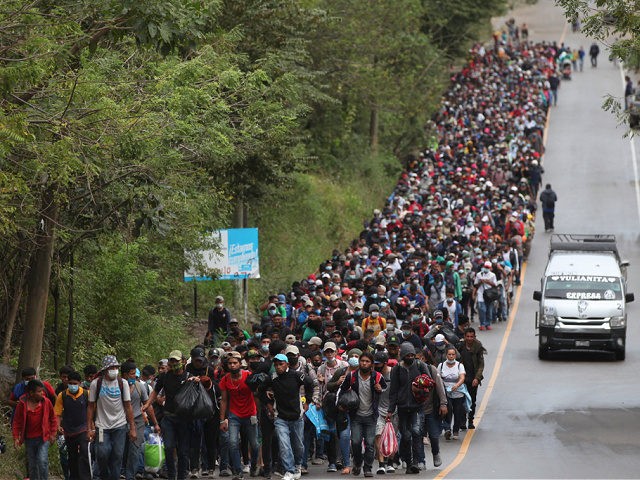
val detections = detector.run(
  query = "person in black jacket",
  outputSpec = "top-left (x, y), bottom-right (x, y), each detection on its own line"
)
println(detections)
top-left (264, 354), bottom-right (314, 480)
top-left (386, 343), bottom-right (432, 475)
top-left (539, 184), bottom-right (557, 232)
top-left (337, 352), bottom-right (387, 477)
top-left (206, 296), bottom-right (232, 346)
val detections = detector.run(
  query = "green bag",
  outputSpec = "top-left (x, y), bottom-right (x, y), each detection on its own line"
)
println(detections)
top-left (144, 434), bottom-right (165, 473)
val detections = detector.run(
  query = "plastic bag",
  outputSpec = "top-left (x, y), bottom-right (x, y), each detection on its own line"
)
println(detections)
top-left (305, 405), bottom-right (330, 438)
top-left (144, 434), bottom-right (165, 473)
top-left (337, 389), bottom-right (360, 412)
top-left (322, 392), bottom-right (338, 420)
top-left (380, 420), bottom-right (398, 458)
top-left (175, 381), bottom-right (214, 419)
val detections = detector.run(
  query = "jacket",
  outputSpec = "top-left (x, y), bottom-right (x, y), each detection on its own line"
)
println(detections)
top-left (13, 395), bottom-right (58, 444)
top-left (539, 188), bottom-right (557, 212)
top-left (456, 339), bottom-right (486, 384)
top-left (387, 360), bottom-right (431, 413)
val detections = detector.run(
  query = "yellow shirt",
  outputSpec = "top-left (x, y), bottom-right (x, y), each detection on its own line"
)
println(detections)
top-left (53, 386), bottom-right (85, 416)
top-left (362, 315), bottom-right (387, 337)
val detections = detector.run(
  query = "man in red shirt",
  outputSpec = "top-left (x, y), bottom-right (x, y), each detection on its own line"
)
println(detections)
top-left (219, 352), bottom-right (259, 479)
top-left (12, 379), bottom-right (58, 480)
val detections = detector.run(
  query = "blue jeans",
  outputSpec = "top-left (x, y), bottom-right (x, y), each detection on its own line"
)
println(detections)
top-left (338, 417), bottom-right (351, 467)
top-left (25, 437), bottom-right (50, 480)
top-left (229, 413), bottom-right (259, 474)
top-left (397, 409), bottom-right (422, 467)
top-left (162, 415), bottom-right (190, 479)
top-left (477, 301), bottom-right (494, 327)
top-left (416, 411), bottom-right (425, 464)
top-left (422, 412), bottom-right (442, 455)
top-left (125, 418), bottom-right (145, 480)
top-left (274, 417), bottom-right (304, 474)
top-left (96, 425), bottom-right (127, 480)
top-left (350, 414), bottom-right (376, 471)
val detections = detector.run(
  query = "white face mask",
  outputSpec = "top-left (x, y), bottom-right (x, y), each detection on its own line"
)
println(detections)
top-left (107, 369), bottom-right (118, 380)
top-left (371, 312), bottom-right (379, 318)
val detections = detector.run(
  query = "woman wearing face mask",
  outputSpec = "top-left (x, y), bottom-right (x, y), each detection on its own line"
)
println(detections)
top-left (437, 347), bottom-right (467, 441)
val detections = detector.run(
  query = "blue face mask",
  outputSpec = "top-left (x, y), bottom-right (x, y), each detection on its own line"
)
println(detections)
top-left (348, 357), bottom-right (359, 367)
top-left (348, 319), bottom-right (355, 327)
top-left (261, 345), bottom-right (269, 353)
top-left (127, 378), bottom-right (136, 385)
top-left (67, 384), bottom-right (79, 394)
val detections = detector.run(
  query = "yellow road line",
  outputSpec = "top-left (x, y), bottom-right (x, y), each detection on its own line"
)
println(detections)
top-left (435, 262), bottom-right (528, 479)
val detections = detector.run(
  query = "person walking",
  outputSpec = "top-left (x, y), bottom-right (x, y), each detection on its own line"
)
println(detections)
top-left (13, 380), bottom-right (58, 480)
top-left (87, 356), bottom-right (136, 480)
top-left (456, 328), bottom-right (485, 430)
top-left (207, 296), bottom-right (232, 347)
top-left (264, 353), bottom-right (315, 480)
top-left (220, 351), bottom-right (260, 480)
top-left (625, 76), bottom-right (634, 110)
top-left (54, 371), bottom-right (92, 480)
top-left (337, 351), bottom-right (386, 478)
top-left (589, 42), bottom-right (600, 67)
top-left (539, 184), bottom-right (558, 232)
top-left (548, 71), bottom-right (560, 106)
top-left (578, 46), bottom-right (585, 71)
top-left (474, 261), bottom-right (498, 331)
top-left (438, 347), bottom-right (467, 441)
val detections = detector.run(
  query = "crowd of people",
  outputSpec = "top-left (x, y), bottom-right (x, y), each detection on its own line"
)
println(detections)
top-left (8, 32), bottom-right (568, 480)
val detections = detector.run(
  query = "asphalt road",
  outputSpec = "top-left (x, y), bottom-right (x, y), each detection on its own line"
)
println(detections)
top-left (308, 1), bottom-right (640, 479)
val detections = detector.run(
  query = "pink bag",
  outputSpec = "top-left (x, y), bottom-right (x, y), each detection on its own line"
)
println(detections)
top-left (380, 420), bottom-right (398, 458)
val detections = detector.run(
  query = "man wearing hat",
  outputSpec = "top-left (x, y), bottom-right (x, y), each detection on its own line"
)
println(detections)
top-left (262, 354), bottom-right (315, 480)
top-left (145, 350), bottom-right (191, 480)
top-left (88, 356), bottom-right (136, 480)
top-left (474, 261), bottom-right (497, 330)
top-left (387, 343), bottom-right (440, 474)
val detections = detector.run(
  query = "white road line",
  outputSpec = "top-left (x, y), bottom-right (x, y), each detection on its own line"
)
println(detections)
top-left (619, 62), bottom-right (640, 226)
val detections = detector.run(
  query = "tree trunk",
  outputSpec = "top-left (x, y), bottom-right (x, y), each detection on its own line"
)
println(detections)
top-left (17, 192), bottom-right (58, 375)
top-left (369, 106), bottom-right (379, 154)
top-left (65, 250), bottom-right (75, 365)
top-left (52, 282), bottom-right (60, 370)
top-left (1, 273), bottom-right (26, 363)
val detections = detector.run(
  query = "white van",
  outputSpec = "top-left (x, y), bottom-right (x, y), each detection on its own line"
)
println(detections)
top-left (533, 234), bottom-right (634, 360)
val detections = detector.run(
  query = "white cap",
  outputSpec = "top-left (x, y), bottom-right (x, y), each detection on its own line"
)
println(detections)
top-left (285, 345), bottom-right (299, 355)
top-left (434, 334), bottom-right (446, 343)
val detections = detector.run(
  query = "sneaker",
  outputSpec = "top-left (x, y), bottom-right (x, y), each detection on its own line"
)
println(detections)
top-left (418, 462), bottom-right (426, 470)
top-left (486, 325), bottom-right (492, 330)
top-left (351, 466), bottom-right (361, 476)
top-left (327, 465), bottom-right (338, 473)
top-left (433, 454), bottom-right (442, 467)
top-left (363, 471), bottom-right (373, 478)
top-left (460, 424), bottom-right (467, 431)
top-left (376, 465), bottom-right (386, 475)
top-left (299, 467), bottom-right (308, 476)
top-left (312, 458), bottom-right (324, 465)
top-left (201, 471), bottom-right (210, 477)
top-left (220, 470), bottom-right (232, 478)
top-left (479, 325), bottom-right (486, 331)
top-left (444, 430), bottom-right (452, 440)
top-left (385, 465), bottom-right (395, 474)
top-left (293, 468), bottom-right (302, 480)
top-left (452, 433), bottom-right (459, 440)
top-left (250, 467), bottom-right (260, 478)
top-left (282, 473), bottom-right (295, 480)
top-left (232, 475), bottom-right (244, 480)
top-left (244, 465), bottom-right (251, 474)
top-left (468, 421), bottom-right (475, 429)
top-left (191, 471), bottom-right (200, 479)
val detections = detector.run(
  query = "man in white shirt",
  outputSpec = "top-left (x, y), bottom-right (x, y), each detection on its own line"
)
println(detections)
top-left (474, 261), bottom-right (497, 331)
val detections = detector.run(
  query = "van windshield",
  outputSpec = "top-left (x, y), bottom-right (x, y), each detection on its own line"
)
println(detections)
top-left (544, 275), bottom-right (622, 300)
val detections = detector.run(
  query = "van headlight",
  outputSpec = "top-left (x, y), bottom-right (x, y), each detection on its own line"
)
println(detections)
top-left (541, 306), bottom-right (557, 326)
top-left (540, 314), bottom-right (557, 326)
top-left (610, 316), bottom-right (626, 328)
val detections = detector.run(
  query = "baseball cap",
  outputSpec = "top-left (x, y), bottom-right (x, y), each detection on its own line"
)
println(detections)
top-left (168, 350), bottom-right (182, 361)
top-left (387, 335), bottom-right (400, 346)
top-left (374, 352), bottom-right (389, 364)
top-left (273, 354), bottom-right (288, 363)
top-left (308, 337), bottom-right (322, 346)
top-left (483, 261), bottom-right (492, 268)
top-left (323, 342), bottom-right (337, 352)
top-left (285, 334), bottom-right (296, 343)
top-left (285, 345), bottom-right (300, 355)
top-left (221, 342), bottom-right (231, 349)
top-left (434, 334), bottom-right (446, 345)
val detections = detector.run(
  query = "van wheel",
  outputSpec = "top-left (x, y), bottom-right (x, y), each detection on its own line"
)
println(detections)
top-left (538, 344), bottom-right (548, 360)
top-left (615, 348), bottom-right (626, 361)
